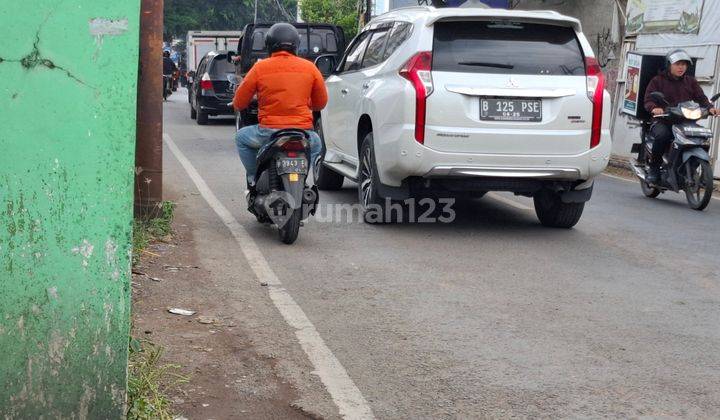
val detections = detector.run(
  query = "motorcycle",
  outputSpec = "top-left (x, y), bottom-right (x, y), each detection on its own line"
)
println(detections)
top-left (172, 70), bottom-right (179, 92)
top-left (162, 75), bottom-right (173, 101)
top-left (630, 91), bottom-right (720, 211)
top-left (246, 129), bottom-right (319, 244)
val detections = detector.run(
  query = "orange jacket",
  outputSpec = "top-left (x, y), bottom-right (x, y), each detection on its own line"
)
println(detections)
top-left (232, 51), bottom-right (328, 130)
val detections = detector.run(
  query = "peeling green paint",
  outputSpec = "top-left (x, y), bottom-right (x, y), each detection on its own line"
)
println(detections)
top-left (0, 1), bottom-right (140, 417)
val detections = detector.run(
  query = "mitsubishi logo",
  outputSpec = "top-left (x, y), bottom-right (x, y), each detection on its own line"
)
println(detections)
top-left (505, 77), bottom-right (520, 88)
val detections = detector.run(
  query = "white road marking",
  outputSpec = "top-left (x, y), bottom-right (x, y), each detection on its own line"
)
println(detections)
top-left (601, 173), bottom-right (720, 201)
top-left (487, 192), bottom-right (533, 211)
top-left (164, 133), bottom-right (375, 420)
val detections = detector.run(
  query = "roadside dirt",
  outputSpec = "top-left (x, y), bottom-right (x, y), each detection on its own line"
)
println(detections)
top-left (131, 210), bottom-right (312, 420)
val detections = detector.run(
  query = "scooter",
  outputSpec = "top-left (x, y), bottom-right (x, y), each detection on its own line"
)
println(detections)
top-left (630, 91), bottom-right (719, 210)
top-left (162, 75), bottom-right (173, 101)
top-left (247, 129), bottom-right (319, 244)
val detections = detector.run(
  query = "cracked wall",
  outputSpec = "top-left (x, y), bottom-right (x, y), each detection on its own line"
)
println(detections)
top-left (0, 1), bottom-right (140, 418)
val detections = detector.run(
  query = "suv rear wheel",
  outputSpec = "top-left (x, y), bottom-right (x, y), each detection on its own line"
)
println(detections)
top-left (196, 108), bottom-right (208, 125)
top-left (533, 189), bottom-right (584, 228)
top-left (359, 133), bottom-right (404, 224)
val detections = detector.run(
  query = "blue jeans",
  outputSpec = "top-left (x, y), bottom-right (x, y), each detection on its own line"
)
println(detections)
top-left (235, 125), bottom-right (322, 184)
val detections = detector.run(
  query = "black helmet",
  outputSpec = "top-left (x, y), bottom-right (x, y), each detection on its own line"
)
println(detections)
top-left (666, 49), bottom-right (692, 68)
top-left (265, 23), bottom-right (300, 54)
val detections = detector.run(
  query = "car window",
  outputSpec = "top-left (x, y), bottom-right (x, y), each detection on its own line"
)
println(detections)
top-left (383, 22), bottom-right (413, 60)
top-left (310, 28), bottom-right (339, 54)
top-left (197, 57), bottom-right (207, 74)
top-left (296, 28), bottom-right (310, 55)
top-left (252, 30), bottom-right (266, 51)
top-left (341, 31), bottom-right (371, 73)
top-left (326, 33), bottom-right (338, 53)
top-left (209, 56), bottom-right (235, 76)
top-left (248, 27), bottom-right (338, 57)
top-left (361, 28), bottom-right (391, 69)
top-left (433, 21), bottom-right (585, 76)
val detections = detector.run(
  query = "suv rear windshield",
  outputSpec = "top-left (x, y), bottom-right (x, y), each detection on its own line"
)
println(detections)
top-left (209, 55), bottom-right (235, 76)
top-left (433, 21), bottom-right (585, 76)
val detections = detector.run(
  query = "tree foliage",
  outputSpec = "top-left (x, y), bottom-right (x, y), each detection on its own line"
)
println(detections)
top-left (164, 0), bottom-right (299, 40)
top-left (300, 0), bottom-right (360, 39)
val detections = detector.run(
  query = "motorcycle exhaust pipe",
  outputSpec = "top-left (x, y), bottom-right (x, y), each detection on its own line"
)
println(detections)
top-left (629, 160), bottom-right (647, 181)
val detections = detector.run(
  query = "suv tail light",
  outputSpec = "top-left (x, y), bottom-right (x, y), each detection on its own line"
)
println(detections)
top-left (200, 73), bottom-right (213, 93)
top-left (585, 57), bottom-right (604, 149)
top-left (400, 52), bottom-right (433, 144)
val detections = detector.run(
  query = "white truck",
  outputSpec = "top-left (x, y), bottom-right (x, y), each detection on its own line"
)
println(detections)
top-left (186, 30), bottom-right (242, 79)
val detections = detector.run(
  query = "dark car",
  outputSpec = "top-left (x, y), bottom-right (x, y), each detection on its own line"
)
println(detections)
top-left (188, 50), bottom-right (237, 125)
top-left (229, 22), bottom-right (346, 129)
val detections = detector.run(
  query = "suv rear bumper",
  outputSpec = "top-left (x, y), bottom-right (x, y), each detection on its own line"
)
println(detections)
top-left (375, 127), bottom-right (611, 187)
top-left (199, 95), bottom-right (234, 115)
top-left (372, 127), bottom-right (610, 201)
top-left (424, 166), bottom-right (581, 179)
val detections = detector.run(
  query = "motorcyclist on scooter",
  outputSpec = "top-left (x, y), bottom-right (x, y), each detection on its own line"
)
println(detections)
top-left (163, 50), bottom-right (177, 76)
top-left (162, 50), bottom-right (177, 95)
top-left (643, 49), bottom-right (717, 184)
top-left (232, 23), bottom-right (327, 192)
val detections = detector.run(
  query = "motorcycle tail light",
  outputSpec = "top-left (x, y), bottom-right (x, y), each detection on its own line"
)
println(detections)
top-left (280, 140), bottom-right (306, 152)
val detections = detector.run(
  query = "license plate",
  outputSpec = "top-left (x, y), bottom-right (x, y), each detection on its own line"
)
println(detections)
top-left (480, 98), bottom-right (542, 122)
top-left (277, 158), bottom-right (308, 175)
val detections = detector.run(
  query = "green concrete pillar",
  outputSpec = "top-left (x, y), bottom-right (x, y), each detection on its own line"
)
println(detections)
top-left (0, 1), bottom-right (141, 417)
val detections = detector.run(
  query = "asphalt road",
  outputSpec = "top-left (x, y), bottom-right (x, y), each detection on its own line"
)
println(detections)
top-left (162, 89), bottom-right (720, 419)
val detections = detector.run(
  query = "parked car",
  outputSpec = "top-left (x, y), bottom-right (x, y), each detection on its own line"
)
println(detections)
top-left (313, 6), bottom-right (612, 227)
top-left (228, 22), bottom-right (346, 129)
top-left (188, 50), bottom-right (237, 125)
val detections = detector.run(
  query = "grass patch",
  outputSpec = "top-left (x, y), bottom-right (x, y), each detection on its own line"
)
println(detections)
top-left (127, 338), bottom-right (188, 420)
top-left (132, 201), bottom-right (175, 266)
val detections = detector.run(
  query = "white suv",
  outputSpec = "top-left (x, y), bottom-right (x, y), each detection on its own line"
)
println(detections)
top-left (313, 6), bottom-right (611, 227)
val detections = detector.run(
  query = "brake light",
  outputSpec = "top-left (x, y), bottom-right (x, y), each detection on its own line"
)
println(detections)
top-left (400, 51), bottom-right (433, 144)
top-left (200, 73), bottom-right (213, 92)
top-left (281, 140), bottom-right (306, 152)
top-left (585, 57), bottom-right (604, 149)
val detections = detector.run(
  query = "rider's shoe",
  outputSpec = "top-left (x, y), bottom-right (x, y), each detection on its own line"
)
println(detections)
top-left (245, 181), bottom-right (258, 214)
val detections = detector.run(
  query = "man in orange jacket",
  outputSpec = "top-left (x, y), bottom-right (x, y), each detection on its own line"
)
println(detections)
top-left (233, 23), bottom-right (328, 188)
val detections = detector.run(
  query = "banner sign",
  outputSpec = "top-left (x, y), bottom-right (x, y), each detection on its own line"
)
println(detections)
top-left (626, 0), bottom-right (704, 35)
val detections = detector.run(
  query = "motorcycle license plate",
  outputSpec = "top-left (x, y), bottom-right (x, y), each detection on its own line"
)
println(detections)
top-left (277, 158), bottom-right (308, 175)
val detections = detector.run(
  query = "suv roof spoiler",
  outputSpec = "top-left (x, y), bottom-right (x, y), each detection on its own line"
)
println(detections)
top-left (424, 9), bottom-right (581, 32)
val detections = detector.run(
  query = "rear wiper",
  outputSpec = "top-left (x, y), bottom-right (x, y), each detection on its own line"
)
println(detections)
top-left (458, 61), bottom-right (514, 69)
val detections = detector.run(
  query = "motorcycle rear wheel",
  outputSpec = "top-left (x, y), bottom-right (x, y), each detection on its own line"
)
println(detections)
top-left (278, 208), bottom-right (302, 244)
top-left (684, 159), bottom-right (713, 211)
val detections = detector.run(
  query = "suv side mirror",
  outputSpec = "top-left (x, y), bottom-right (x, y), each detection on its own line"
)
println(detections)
top-left (650, 91), bottom-right (669, 105)
top-left (314, 55), bottom-right (337, 77)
